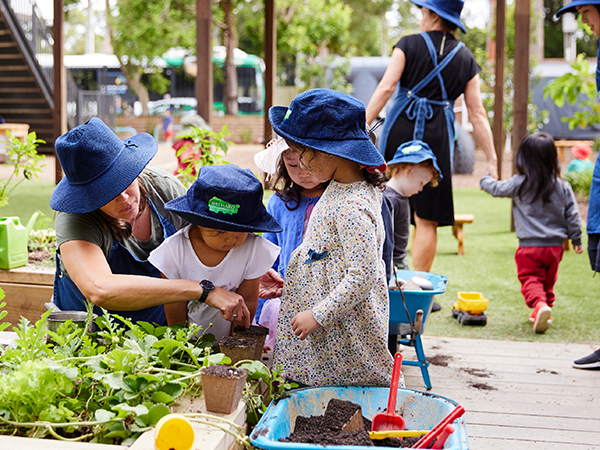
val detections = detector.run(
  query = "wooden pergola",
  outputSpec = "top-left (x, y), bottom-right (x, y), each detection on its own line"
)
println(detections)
top-left (53, 0), bottom-right (529, 178)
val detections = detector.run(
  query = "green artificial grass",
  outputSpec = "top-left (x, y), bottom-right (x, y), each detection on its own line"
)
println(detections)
top-left (0, 179), bottom-right (56, 226)
top-left (416, 187), bottom-right (599, 344)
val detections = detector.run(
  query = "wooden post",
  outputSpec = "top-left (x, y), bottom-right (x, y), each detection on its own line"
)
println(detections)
top-left (53, 0), bottom-right (66, 184)
top-left (493, 0), bottom-right (506, 179)
top-left (263, 0), bottom-right (276, 146)
top-left (512, 0), bottom-right (530, 231)
top-left (196, 0), bottom-right (212, 125)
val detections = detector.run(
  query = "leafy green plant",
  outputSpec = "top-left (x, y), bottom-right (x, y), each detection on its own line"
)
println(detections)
top-left (564, 168), bottom-right (593, 200)
top-left (175, 125), bottom-right (234, 188)
top-left (543, 54), bottom-right (600, 130)
top-left (0, 131), bottom-right (46, 208)
top-left (234, 359), bottom-right (297, 426)
top-left (240, 128), bottom-right (253, 144)
top-left (0, 300), bottom-right (242, 445)
top-left (28, 212), bottom-right (56, 262)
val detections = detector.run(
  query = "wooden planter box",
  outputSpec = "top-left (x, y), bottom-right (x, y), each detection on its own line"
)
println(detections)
top-left (0, 264), bottom-right (54, 330)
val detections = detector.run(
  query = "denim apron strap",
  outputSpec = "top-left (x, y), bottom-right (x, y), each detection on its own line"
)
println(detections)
top-left (53, 197), bottom-right (176, 325)
top-left (378, 32), bottom-right (464, 161)
top-left (596, 43), bottom-right (600, 94)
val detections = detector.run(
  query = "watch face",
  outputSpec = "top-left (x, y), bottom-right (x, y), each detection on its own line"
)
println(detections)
top-left (201, 280), bottom-right (214, 290)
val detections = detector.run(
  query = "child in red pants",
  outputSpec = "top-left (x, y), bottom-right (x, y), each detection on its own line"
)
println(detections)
top-left (480, 132), bottom-right (583, 333)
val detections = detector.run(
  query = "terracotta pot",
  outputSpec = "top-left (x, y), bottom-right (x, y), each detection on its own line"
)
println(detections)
top-left (218, 336), bottom-right (256, 365)
top-left (232, 325), bottom-right (268, 360)
top-left (200, 365), bottom-right (249, 414)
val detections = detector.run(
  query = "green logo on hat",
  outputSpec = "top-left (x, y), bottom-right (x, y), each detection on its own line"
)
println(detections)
top-left (284, 108), bottom-right (292, 120)
top-left (208, 197), bottom-right (240, 215)
top-left (402, 144), bottom-right (423, 154)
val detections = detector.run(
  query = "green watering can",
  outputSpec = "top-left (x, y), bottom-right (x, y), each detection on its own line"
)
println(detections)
top-left (0, 212), bottom-right (39, 270)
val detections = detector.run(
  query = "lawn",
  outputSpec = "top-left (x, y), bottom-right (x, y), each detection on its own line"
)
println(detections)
top-left (1, 180), bottom-right (597, 344)
top-left (419, 187), bottom-right (599, 344)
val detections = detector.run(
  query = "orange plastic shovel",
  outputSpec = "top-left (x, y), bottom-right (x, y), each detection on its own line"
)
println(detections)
top-left (372, 353), bottom-right (405, 432)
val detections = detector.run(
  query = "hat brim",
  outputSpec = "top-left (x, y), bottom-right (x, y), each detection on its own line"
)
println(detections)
top-left (555, 0), bottom-right (600, 17)
top-left (410, 0), bottom-right (467, 33)
top-left (50, 133), bottom-right (157, 214)
top-left (165, 195), bottom-right (283, 233)
top-left (269, 106), bottom-right (385, 168)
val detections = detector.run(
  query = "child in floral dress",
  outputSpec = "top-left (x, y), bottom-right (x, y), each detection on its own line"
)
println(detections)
top-left (270, 89), bottom-right (398, 387)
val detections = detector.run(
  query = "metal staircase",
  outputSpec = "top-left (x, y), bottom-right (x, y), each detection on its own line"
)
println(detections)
top-left (0, 0), bottom-right (55, 153)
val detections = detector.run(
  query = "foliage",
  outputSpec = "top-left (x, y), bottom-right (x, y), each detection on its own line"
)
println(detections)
top-left (564, 168), bottom-right (593, 200)
top-left (28, 212), bottom-right (57, 264)
top-left (234, 360), bottom-right (297, 426)
top-left (174, 125), bottom-right (234, 188)
top-left (543, 54), bottom-right (600, 130)
top-left (0, 132), bottom-right (45, 209)
top-left (0, 302), bottom-right (232, 445)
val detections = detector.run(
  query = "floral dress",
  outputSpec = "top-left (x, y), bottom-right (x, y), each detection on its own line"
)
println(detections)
top-left (273, 180), bottom-right (394, 386)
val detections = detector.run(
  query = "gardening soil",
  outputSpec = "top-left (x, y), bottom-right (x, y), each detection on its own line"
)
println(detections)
top-left (280, 399), bottom-right (428, 448)
top-left (201, 364), bottom-right (245, 378)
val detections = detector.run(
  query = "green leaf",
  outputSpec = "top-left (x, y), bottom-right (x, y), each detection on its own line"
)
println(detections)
top-left (95, 409), bottom-right (116, 422)
top-left (149, 391), bottom-right (173, 404)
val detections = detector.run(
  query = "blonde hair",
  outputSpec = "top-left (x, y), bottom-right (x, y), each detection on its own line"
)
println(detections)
top-left (386, 161), bottom-right (440, 188)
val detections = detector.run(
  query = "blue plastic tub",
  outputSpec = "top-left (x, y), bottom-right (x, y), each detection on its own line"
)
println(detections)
top-left (250, 386), bottom-right (469, 450)
top-left (389, 270), bottom-right (449, 335)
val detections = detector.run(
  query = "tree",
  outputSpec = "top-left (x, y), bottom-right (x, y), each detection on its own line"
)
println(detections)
top-left (107, 0), bottom-right (195, 115)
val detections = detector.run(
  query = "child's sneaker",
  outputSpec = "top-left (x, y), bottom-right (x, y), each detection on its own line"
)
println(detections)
top-left (573, 349), bottom-right (600, 369)
top-left (530, 301), bottom-right (551, 334)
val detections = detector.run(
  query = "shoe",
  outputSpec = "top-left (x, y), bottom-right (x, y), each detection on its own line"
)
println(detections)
top-left (573, 349), bottom-right (600, 369)
top-left (531, 301), bottom-right (551, 334)
top-left (431, 302), bottom-right (442, 312)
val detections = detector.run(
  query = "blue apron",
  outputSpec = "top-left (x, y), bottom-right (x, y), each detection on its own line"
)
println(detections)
top-left (53, 198), bottom-right (176, 324)
top-left (378, 33), bottom-right (465, 168)
top-left (588, 44), bottom-right (600, 234)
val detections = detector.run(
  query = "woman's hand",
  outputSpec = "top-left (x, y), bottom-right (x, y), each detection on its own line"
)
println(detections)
top-left (259, 269), bottom-right (284, 299)
top-left (291, 310), bottom-right (321, 340)
top-left (206, 286), bottom-right (251, 327)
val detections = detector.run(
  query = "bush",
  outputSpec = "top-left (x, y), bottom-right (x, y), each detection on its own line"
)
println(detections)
top-left (564, 168), bottom-right (593, 200)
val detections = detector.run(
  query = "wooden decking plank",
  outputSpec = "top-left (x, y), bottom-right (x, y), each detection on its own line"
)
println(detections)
top-left (468, 423), bottom-right (598, 445)
top-left (466, 410), bottom-right (600, 430)
top-left (469, 436), bottom-right (600, 449)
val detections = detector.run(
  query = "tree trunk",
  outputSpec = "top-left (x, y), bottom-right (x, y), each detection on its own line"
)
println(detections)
top-left (122, 63), bottom-right (150, 116)
top-left (222, 0), bottom-right (238, 115)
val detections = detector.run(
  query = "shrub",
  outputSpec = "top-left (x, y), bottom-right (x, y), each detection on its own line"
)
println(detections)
top-left (564, 168), bottom-right (593, 200)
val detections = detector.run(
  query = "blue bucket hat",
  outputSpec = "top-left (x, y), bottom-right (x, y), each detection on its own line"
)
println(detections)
top-left (50, 117), bottom-right (157, 214)
top-left (555, 0), bottom-right (600, 17)
top-left (411, 0), bottom-right (467, 34)
top-left (165, 164), bottom-right (282, 233)
top-left (387, 140), bottom-right (443, 180)
top-left (268, 89), bottom-right (385, 170)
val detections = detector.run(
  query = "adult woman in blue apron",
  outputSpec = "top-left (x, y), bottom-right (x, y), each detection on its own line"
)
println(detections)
top-left (50, 118), bottom-right (253, 325)
top-left (556, 0), bottom-right (600, 370)
top-left (366, 0), bottom-right (497, 273)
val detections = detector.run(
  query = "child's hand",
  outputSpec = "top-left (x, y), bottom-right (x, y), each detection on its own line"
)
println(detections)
top-left (573, 244), bottom-right (583, 254)
top-left (259, 269), bottom-right (284, 299)
top-left (291, 310), bottom-right (321, 340)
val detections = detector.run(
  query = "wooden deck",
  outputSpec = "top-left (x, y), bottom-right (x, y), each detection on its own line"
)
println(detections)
top-left (400, 336), bottom-right (600, 449)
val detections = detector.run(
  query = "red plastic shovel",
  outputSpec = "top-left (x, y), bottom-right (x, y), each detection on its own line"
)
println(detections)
top-left (372, 353), bottom-right (405, 432)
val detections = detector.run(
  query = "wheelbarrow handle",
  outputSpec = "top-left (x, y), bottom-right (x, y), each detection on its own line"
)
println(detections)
top-left (386, 353), bottom-right (403, 413)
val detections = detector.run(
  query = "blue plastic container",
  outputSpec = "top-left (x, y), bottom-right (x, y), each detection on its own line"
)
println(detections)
top-left (250, 386), bottom-right (469, 450)
top-left (389, 270), bottom-right (449, 335)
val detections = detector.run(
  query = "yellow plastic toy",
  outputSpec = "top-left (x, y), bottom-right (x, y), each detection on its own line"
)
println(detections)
top-left (452, 292), bottom-right (489, 325)
top-left (155, 414), bottom-right (195, 450)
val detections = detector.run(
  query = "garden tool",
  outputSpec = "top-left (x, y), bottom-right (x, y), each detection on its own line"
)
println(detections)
top-left (412, 405), bottom-right (465, 449)
top-left (371, 353), bottom-right (405, 432)
top-left (369, 430), bottom-right (429, 440)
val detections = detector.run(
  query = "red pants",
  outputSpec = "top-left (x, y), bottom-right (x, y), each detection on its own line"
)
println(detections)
top-left (515, 246), bottom-right (564, 309)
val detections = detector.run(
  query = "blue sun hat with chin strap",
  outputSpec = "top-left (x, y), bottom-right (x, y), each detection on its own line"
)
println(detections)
top-left (410, 0), bottom-right (467, 34)
top-left (165, 164), bottom-right (282, 233)
top-left (387, 140), bottom-right (443, 180)
top-left (50, 117), bottom-right (157, 214)
top-left (268, 88), bottom-right (386, 171)
top-left (555, 0), bottom-right (600, 17)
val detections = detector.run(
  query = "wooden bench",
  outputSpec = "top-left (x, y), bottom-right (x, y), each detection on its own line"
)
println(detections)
top-left (452, 214), bottom-right (475, 256)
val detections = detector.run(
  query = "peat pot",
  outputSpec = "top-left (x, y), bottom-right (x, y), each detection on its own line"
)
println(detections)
top-left (219, 336), bottom-right (256, 364)
top-left (232, 325), bottom-right (268, 360)
top-left (200, 365), bottom-right (249, 415)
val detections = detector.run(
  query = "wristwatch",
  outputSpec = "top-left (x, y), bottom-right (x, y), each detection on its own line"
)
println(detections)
top-left (199, 280), bottom-right (215, 303)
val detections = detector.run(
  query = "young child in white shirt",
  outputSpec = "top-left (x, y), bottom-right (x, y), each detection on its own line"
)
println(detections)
top-left (148, 164), bottom-right (281, 340)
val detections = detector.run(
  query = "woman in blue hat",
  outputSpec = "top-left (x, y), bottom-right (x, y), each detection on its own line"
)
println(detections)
top-left (365, 0), bottom-right (497, 274)
top-left (556, 1), bottom-right (600, 370)
top-left (50, 118), bottom-right (253, 325)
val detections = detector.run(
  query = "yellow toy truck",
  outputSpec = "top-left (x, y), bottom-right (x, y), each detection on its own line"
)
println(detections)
top-left (452, 292), bottom-right (489, 326)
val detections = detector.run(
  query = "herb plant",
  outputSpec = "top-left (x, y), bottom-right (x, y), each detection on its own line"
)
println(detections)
top-left (0, 301), bottom-right (231, 445)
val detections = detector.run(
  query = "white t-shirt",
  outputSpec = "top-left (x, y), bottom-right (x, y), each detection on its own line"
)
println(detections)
top-left (148, 225), bottom-right (280, 340)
